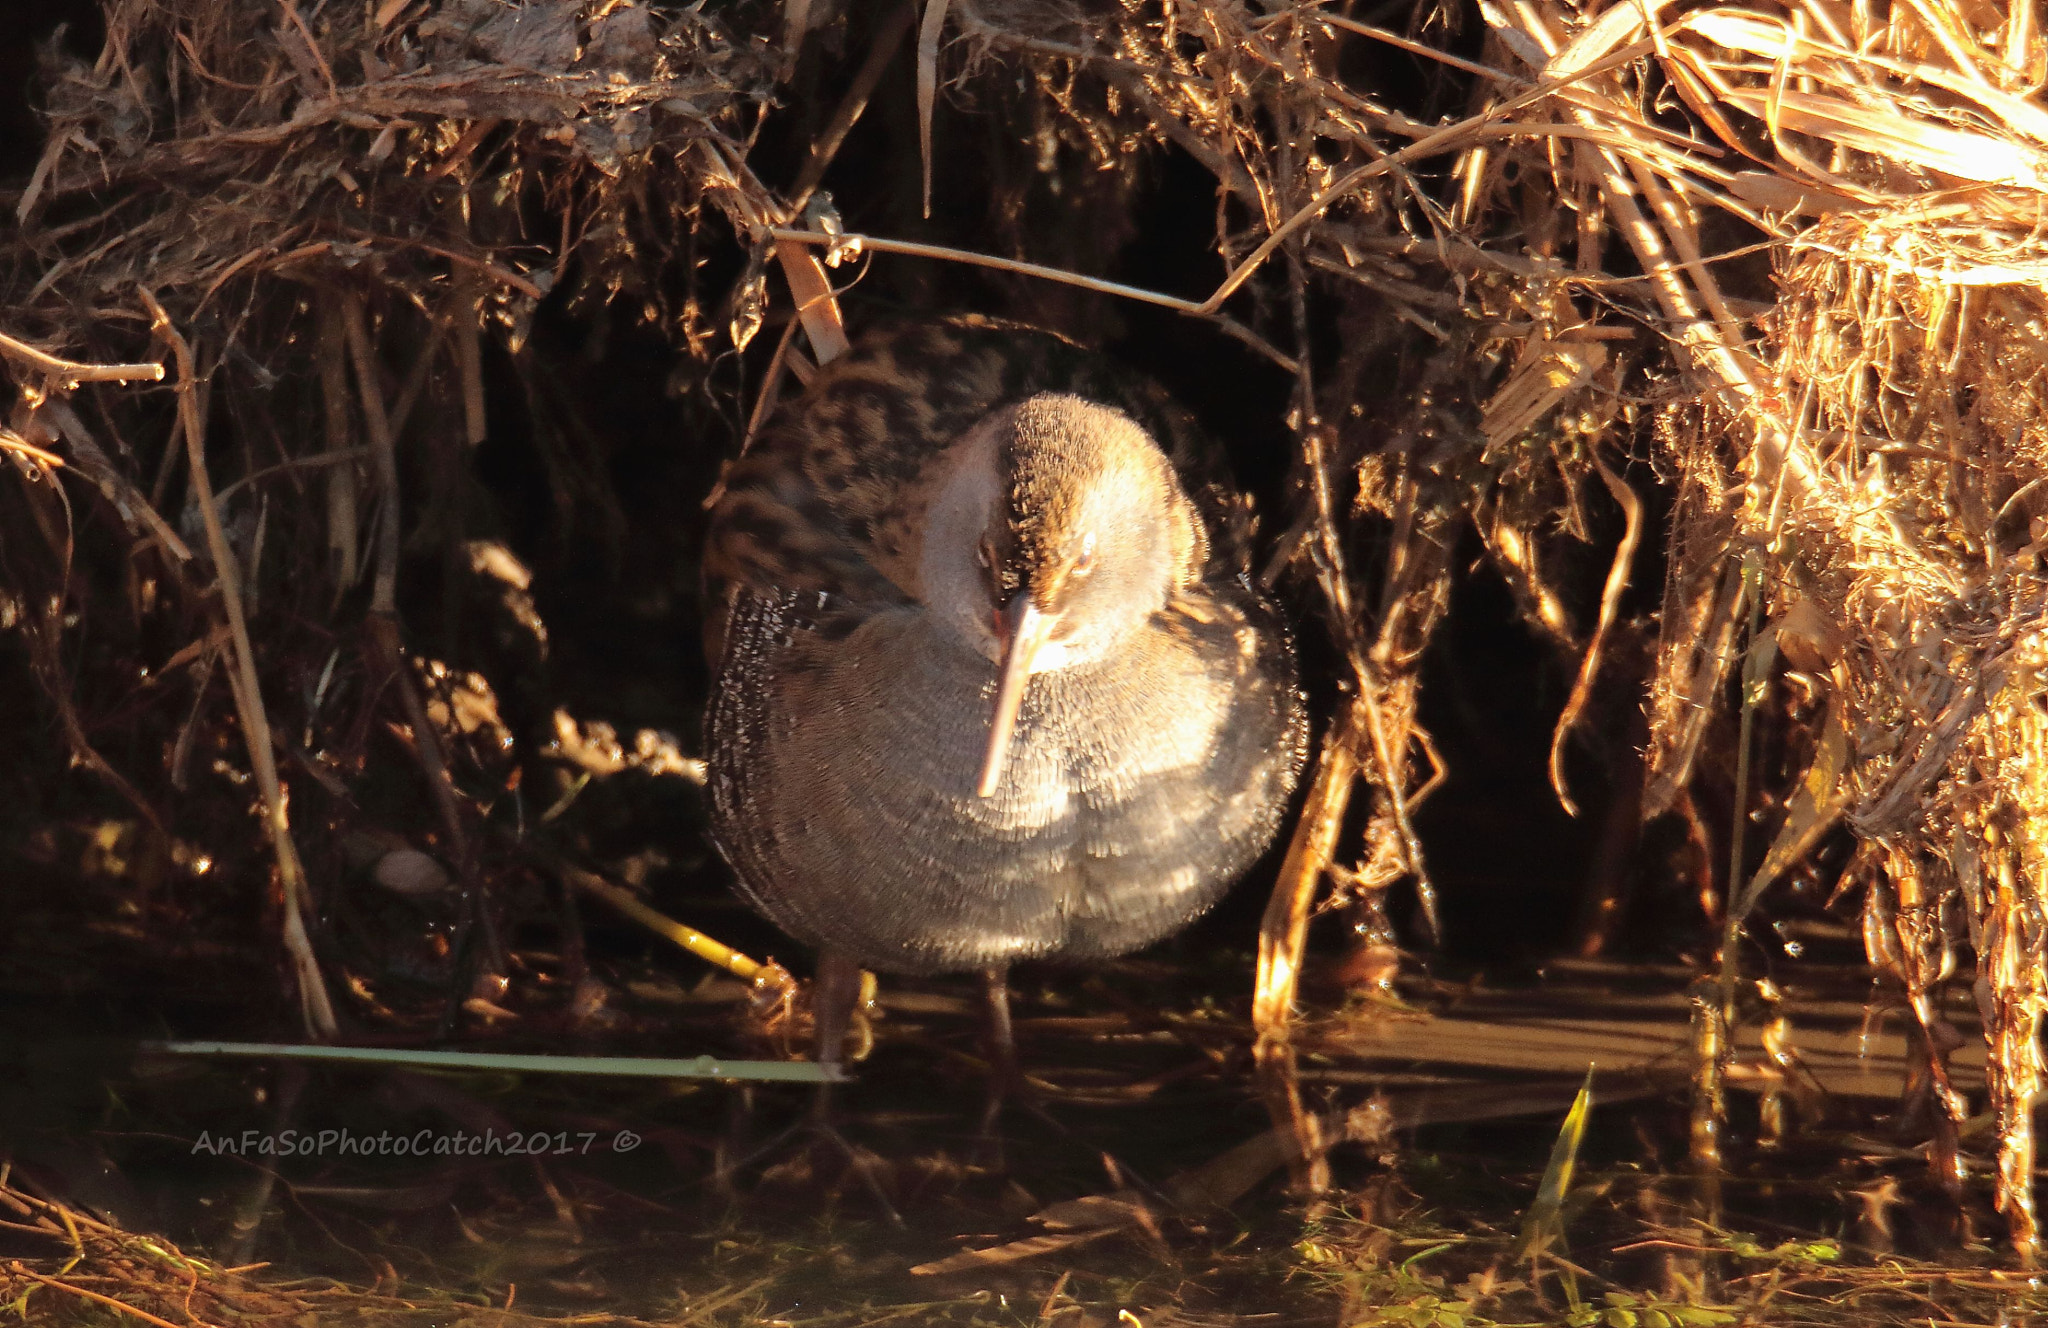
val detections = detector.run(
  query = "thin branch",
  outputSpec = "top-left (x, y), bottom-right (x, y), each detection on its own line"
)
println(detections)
top-left (564, 864), bottom-right (796, 996)
top-left (1549, 456), bottom-right (1645, 817)
top-left (773, 239), bottom-right (852, 365)
top-left (211, 446), bottom-right (370, 506)
top-left (0, 329), bottom-right (163, 383)
top-left (141, 287), bottom-right (336, 1041)
top-left (339, 292), bottom-right (401, 618)
top-left (1196, 36), bottom-right (1663, 313)
top-left (765, 227), bottom-right (1298, 373)
top-left (0, 429), bottom-right (65, 469)
top-left (790, 0), bottom-right (919, 212)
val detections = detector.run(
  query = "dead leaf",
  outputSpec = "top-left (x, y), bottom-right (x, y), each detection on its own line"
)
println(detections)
top-left (474, 0), bottom-right (579, 71)
top-left (582, 4), bottom-right (657, 79)
top-left (910, 1228), bottom-right (1112, 1276)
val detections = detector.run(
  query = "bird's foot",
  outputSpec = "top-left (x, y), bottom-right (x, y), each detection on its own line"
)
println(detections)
top-left (726, 1103), bottom-right (904, 1225)
top-left (798, 1120), bottom-right (904, 1225)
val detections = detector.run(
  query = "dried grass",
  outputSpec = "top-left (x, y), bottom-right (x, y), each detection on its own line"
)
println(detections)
top-left (0, 1169), bottom-right (685, 1326)
top-left (932, 0), bottom-right (2048, 1247)
top-left (7, 0), bottom-right (2048, 1253)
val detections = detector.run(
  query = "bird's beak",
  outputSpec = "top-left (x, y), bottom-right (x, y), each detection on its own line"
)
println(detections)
top-left (977, 595), bottom-right (1058, 798)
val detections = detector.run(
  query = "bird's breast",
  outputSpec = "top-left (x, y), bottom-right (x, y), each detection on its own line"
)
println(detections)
top-left (707, 583), bottom-right (1304, 972)
top-left (782, 603), bottom-right (1248, 818)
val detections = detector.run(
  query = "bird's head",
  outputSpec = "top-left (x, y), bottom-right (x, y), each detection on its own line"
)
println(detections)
top-left (919, 393), bottom-right (1204, 797)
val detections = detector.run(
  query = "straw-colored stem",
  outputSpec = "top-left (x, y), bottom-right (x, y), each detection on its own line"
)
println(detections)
top-left (141, 287), bottom-right (335, 1040)
top-left (772, 238), bottom-right (851, 365)
top-left (0, 429), bottom-right (65, 469)
top-left (764, 227), bottom-right (1297, 373)
top-left (0, 329), bottom-right (163, 383)
top-left (455, 273), bottom-right (486, 447)
top-left (916, 0), bottom-right (948, 219)
top-left (314, 301), bottom-right (360, 599)
top-left (1352, 656), bottom-right (1441, 942)
top-left (368, 616), bottom-right (469, 871)
top-left (338, 292), bottom-right (400, 618)
top-left (1253, 720), bottom-right (1358, 1036)
top-left (566, 866), bottom-right (796, 997)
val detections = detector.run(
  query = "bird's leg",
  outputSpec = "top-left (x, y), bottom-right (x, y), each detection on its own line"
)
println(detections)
top-left (983, 965), bottom-right (1020, 1092)
top-left (799, 949), bottom-right (902, 1222)
top-left (711, 1083), bottom-right (754, 1199)
top-left (810, 948), bottom-right (862, 1122)
top-left (978, 964), bottom-right (1020, 1145)
top-left (976, 967), bottom-right (1067, 1158)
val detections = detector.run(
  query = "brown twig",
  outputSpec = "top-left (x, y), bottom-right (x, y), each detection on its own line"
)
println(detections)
top-left (917, 0), bottom-right (950, 219)
top-left (10, 1264), bottom-right (213, 1328)
top-left (338, 291), bottom-right (400, 618)
top-left (314, 300), bottom-right (361, 598)
top-left (273, 0), bottom-right (337, 99)
top-left (332, 288), bottom-right (489, 978)
top-left (741, 313), bottom-right (806, 454)
top-left (24, 607), bottom-right (170, 837)
top-left (141, 286), bottom-right (336, 1040)
top-left (211, 446), bottom-right (370, 506)
top-left (790, 0), bottom-right (919, 211)
top-left (1351, 647), bottom-right (1442, 943)
top-left (35, 398), bottom-right (194, 565)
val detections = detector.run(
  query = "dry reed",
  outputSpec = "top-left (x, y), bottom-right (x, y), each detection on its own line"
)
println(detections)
top-left (6, 0), bottom-right (2048, 1251)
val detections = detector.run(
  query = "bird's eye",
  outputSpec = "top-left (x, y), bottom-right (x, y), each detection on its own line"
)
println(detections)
top-left (1073, 533), bottom-right (1097, 576)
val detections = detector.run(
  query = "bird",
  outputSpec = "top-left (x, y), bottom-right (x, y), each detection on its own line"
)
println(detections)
top-left (702, 315), bottom-right (1306, 1099)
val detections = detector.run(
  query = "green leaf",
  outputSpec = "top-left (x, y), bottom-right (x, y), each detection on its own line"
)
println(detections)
top-left (1514, 1064), bottom-right (1597, 1260)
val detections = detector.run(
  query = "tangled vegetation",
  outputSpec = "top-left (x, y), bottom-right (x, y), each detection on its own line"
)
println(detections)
top-left (4, 0), bottom-right (2048, 1291)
